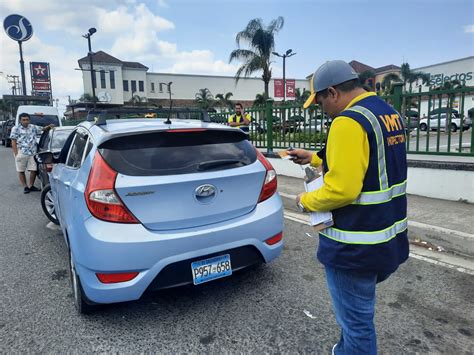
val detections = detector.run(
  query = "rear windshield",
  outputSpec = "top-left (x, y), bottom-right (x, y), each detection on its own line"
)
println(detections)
top-left (99, 130), bottom-right (256, 176)
top-left (29, 114), bottom-right (60, 127)
top-left (51, 130), bottom-right (73, 151)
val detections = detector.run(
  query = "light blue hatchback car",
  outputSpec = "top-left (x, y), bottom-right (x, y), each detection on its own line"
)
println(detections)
top-left (36, 111), bottom-right (284, 313)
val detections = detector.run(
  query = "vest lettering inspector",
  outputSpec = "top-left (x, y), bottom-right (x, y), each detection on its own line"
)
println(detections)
top-left (318, 95), bottom-right (409, 274)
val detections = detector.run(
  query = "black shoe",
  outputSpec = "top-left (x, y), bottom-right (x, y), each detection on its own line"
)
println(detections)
top-left (24, 187), bottom-right (30, 194)
top-left (29, 186), bottom-right (41, 192)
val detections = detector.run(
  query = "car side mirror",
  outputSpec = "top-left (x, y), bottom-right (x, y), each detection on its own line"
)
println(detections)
top-left (35, 151), bottom-right (58, 165)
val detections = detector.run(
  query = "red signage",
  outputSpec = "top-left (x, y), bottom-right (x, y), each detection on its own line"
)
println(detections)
top-left (274, 79), bottom-right (284, 98)
top-left (32, 81), bottom-right (51, 91)
top-left (286, 79), bottom-right (295, 98)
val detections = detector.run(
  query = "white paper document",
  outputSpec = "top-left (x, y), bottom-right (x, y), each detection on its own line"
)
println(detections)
top-left (304, 175), bottom-right (333, 230)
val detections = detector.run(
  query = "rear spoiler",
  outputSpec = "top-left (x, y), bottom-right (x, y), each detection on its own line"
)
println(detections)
top-left (86, 108), bottom-right (212, 126)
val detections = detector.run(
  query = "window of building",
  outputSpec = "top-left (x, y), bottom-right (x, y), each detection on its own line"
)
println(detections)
top-left (110, 71), bottom-right (115, 89)
top-left (139, 80), bottom-right (144, 92)
top-left (131, 80), bottom-right (137, 93)
top-left (151, 82), bottom-right (155, 92)
top-left (123, 80), bottom-right (129, 92)
top-left (100, 70), bottom-right (106, 89)
top-left (159, 83), bottom-right (163, 93)
top-left (92, 71), bottom-right (97, 89)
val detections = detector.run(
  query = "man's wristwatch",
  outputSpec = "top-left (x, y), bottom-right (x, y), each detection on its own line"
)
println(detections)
top-left (297, 201), bottom-right (308, 213)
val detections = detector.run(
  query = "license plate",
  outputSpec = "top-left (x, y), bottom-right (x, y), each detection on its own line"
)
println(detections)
top-left (191, 254), bottom-right (232, 285)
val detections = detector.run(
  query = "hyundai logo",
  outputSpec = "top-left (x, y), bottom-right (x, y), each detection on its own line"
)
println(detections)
top-left (195, 184), bottom-right (216, 198)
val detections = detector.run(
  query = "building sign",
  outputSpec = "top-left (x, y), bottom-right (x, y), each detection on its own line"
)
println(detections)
top-left (286, 79), bottom-right (295, 98)
top-left (30, 61), bottom-right (52, 99)
top-left (3, 14), bottom-right (33, 42)
top-left (274, 79), bottom-right (284, 98)
top-left (426, 71), bottom-right (473, 86)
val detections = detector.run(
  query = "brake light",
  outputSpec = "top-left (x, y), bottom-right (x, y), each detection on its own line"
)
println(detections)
top-left (265, 232), bottom-right (283, 245)
top-left (85, 152), bottom-right (138, 223)
top-left (166, 129), bottom-right (207, 133)
top-left (96, 272), bottom-right (139, 283)
top-left (256, 149), bottom-right (277, 202)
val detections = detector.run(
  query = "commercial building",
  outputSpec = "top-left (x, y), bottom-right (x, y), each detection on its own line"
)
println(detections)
top-left (76, 51), bottom-right (309, 109)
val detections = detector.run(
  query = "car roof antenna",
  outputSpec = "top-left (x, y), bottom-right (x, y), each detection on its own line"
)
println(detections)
top-left (164, 81), bottom-right (173, 125)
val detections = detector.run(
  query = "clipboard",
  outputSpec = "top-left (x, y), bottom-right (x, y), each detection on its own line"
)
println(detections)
top-left (304, 171), bottom-right (334, 231)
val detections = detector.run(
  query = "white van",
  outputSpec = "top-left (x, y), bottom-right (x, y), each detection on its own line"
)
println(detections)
top-left (15, 105), bottom-right (62, 128)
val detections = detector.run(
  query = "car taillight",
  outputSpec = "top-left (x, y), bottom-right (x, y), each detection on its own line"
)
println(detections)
top-left (256, 149), bottom-right (277, 203)
top-left (265, 232), bottom-right (283, 245)
top-left (96, 272), bottom-right (139, 283)
top-left (85, 151), bottom-right (138, 223)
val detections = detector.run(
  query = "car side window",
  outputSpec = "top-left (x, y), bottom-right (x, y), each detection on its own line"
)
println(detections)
top-left (81, 137), bottom-right (94, 165)
top-left (39, 131), bottom-right (51, 151)
top-left (66, 130), bottom-right (88, 169)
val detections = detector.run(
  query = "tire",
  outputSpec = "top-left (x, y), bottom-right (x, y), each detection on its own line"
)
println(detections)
top-left (41, 185), bottom-right (59, 225)
top-left (6, 139), bottom-right (11, 147)
top-left (450, 123), bottom-right (458, 133)
top-left (69, 251), bottom-right (95, 315)
top-left (419, 123), bottom-right (427, 132)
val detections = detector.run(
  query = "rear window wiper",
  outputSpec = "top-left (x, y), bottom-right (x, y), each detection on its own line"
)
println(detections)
top-left (197, 159), bottom-right (244, 171)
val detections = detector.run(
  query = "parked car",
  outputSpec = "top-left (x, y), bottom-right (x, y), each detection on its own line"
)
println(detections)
top-left (36, 126), bottom-right (75, 225)
top-left (1, 119), bottom-right (15, 147)
top-left (15, 105), bottom-right (62, 143)
top-left (36, 114), bottom-right (283, 313)
top-left (419, 113), bottom-right (471, 132)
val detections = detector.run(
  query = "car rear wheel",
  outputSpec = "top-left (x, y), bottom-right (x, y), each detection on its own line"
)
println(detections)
top-left (69, 251), bottom-right (95, 315)
top-left (450, 123), bottom-right (458, 133)
top-left (419, 123), bottom-right (428, 131)
top-left (41, 184), bottom-right (59, 225)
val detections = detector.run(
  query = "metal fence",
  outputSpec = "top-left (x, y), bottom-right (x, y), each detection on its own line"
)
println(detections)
top-left (209, 84), bottom-right (474, 157)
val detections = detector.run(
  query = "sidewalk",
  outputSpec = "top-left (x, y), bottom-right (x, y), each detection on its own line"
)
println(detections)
top-left (277, 175), bottom-right (474, 258)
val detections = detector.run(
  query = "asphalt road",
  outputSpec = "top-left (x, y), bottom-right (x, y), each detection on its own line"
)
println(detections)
top-left (0, 144), bottom-right (473, 354)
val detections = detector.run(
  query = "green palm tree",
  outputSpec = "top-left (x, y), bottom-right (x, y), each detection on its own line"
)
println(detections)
top-left (195, 88), bottom-right (214, 110)
top-left (294, 88), bottom-right (311, 106)
top-left (381, 73), bottom-right (402, 95)
top-left (215, 92), bottom-right (234, 111)
top-left (253, 93), bottom-right (267, 107)
top-left (229, 17), bottom-right (284, 98)
top-left (79, 93), bottom-right (98, 103)
top-left (400, 63), bottom-right (430, 93)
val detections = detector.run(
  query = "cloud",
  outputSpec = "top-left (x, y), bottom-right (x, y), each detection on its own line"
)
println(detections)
top-left (157, 0), bottom-right (169, 8)
top-left (464, 24), bottom-right (474, 33)
top-left (0, 0), bottom-right (242, 112)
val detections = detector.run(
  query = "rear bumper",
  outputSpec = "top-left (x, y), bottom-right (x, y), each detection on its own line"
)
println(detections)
top-left (68, 193), bottom-right (284, 304)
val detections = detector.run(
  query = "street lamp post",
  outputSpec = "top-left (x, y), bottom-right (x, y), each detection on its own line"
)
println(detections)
top-left (272, 49), bottom-right (296, 101)
top-left (82, 28), bottom-right (97, 109)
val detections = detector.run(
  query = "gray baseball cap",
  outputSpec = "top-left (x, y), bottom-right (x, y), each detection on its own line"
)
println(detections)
top-left (303, 60), bottom-right (359, 109)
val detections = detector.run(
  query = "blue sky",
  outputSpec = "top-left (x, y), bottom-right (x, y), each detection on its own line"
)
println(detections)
top-left (1, 0), bottom-right (473, 111)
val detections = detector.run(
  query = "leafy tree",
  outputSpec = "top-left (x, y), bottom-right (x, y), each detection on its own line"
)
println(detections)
top-left (215, 92), bottom-right (234, 111)
top-left (400, 63), bottom-right (430, 93)
top-left (79, 93), bottom-right (98, 102)
top-left (195, 88), bottom-right (215, 110)
top-left (229, 17), bottom-right (284, 98)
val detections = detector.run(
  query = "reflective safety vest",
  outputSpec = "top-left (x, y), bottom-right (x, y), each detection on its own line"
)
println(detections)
top-left (228, 113), bottom-right (251, 128)
top-left (318, 95), bottom-right (409, 273)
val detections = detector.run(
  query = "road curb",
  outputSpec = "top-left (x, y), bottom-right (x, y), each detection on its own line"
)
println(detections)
top-left (279, 192), bottom-right (474, 259)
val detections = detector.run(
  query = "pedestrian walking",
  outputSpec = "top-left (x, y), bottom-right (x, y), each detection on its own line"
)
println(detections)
top-left (288, 60), bottom-right (409, 355)
top-left (10, 112), bottom-right (54, 193)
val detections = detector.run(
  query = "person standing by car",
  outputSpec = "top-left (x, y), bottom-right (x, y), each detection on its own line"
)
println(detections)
top-left (288, 60), bottom-right (409, 355)
top-left (10, 113), bottom-right (54, 194)
top-left (228, 103), bottom-right (251, 132)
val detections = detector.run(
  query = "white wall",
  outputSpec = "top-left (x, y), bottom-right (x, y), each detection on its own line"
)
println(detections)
top-left (415, 56), bottom-right (474, 90)
top-left (121, 68), bottom-right (148, 103)
top-left (81, 63), bottom-right (124, 105)
top-left (145, 72), bottom-right (309, 101)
